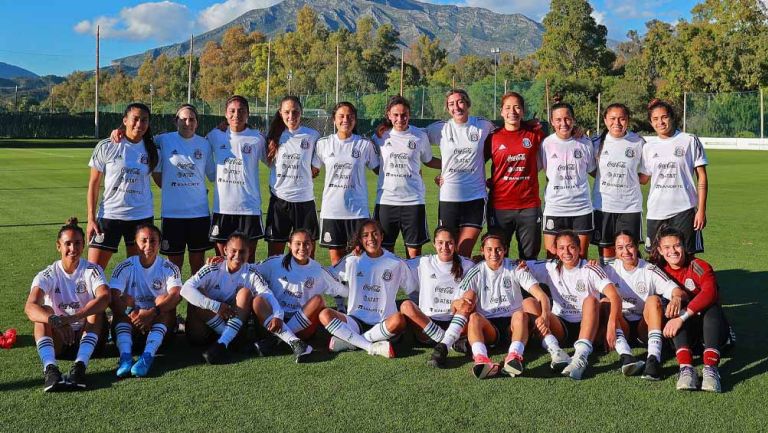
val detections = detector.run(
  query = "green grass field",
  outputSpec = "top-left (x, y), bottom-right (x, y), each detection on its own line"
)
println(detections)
top-left (0, 141), bottom-right (767, 432)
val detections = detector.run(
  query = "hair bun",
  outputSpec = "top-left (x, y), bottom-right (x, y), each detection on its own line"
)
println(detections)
top-left (647, 98), bottom-right (662, 109)
top-left (65, 216), bottom-right (79, 226)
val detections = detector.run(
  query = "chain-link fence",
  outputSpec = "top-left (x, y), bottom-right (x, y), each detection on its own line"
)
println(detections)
top-left (685, 90), bottom-right (764, 138)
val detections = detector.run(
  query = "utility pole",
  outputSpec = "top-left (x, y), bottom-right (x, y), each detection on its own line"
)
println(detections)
top-left (491, 48), bottom-right (500, 119)
top-left (187, 34), bottom-right (194, 104)
top-left (95, 25), bottom-right (100, 138)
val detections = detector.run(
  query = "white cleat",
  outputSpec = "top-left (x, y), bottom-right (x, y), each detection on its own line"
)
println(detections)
top-left (562, 355), bottom-right (589, 380)
top-left (368, 341), bottom-right (395, 358)
top-left (549, 348), bottom-right (571, 373)
top-left (328, 336), bottom-right (357, 352)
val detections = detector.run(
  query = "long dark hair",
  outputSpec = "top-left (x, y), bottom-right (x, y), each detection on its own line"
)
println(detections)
top-left (267, 95), bottom-right (302, 164)
top-left (134, 222), bottom-right (162, 240)
top-left (434, 226), bottom-right (463, 280)
top-left (597, 103), bottom-right (631, 157)
top-left (649, 225), bottom-right (687, 268)
top-left (647, 98), bottom-right (676, 124)
top-left (282, 228), bottom-right (314, 271)
top-left (333, 101), bottom-right (359, 135)
top-left (121, 102), bottom-right (158, 172)
top-left (349, 218), bottom-right (384, 253)
top-left (553, 230), bottom-right (580, 272)
top-left (375, 95), bottom-right (411, 138)
top-left (614, 229), bottom-right (642, 259)
top-left (58, 216), bottom-right (84, 241)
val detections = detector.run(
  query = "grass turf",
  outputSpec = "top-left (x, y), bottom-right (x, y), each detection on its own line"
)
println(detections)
top-left (0, 142), bottom-right (766, 432)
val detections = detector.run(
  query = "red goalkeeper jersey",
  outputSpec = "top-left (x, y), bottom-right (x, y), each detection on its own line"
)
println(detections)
top-left (485, 127), bottom-right (544, 210)
top-left (662, 258), bottom-right (719, 314)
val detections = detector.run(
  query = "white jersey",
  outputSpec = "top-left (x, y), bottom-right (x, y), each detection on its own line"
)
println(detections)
top-left (181, 261), bottom-right (274, 311)
top-left (269, 126), bottom-right (320, 202)
top-left (427, 117), bottom-right (494, 202)
top-left (109, 256), bottom-right (182, 310)
top-left (542, 134), bottom-right (596, 217)
top-left (406, 255), bottom-right (476, 321)
top-left (605, 259), bottom-right (679, 321)
top-left (373, 126), bottom-right (433, 205)
top-left (592, 131), bottom-right (645, 213)
top-left (31, 259), bottom-right (107, 331)
top-left (88, 138), bottom-right (155, 220)
top-left (207, 127), bottom-right (267, 215)
top-left (255, 255), bottom-right (346, 315)
top-left (332, 251), bottom-right (417, 325)
top-left (527, 259), bottom-right (612, 323)
top-left (641, 131), bottom-right (708, 220)
top-left (155, 132), bottom-right (213, 218)
top-left (313, 134), bottom-right (380, 219)
top-left (458, 258), bottom-right (539, 319)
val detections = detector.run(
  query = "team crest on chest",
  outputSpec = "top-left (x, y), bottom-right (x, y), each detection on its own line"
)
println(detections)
top-left (684, 278), bottom-right (696, 290)
top-left (573, 149), bottom-right (583, 159)
top-left (152, 278), bottom-right (163, 291)
top-left (140, 153), bottom-right (149, 164)
top-left (194, 149), bottom-right (203, 160)
top-left (522, 138), bottom-right (532, 148)
top-left (75, 280), bottom-right (87, 294)
top-left (241, 144), bottom-right (252, 154)
top-left (469, 131), bottom-right (479, 142)
top-left (635, 281), bottom-right (647, 295)
top-left (674, 146), bottom-right (685, 157)
top-left (625, 148), bottom-right (635, 158)
top-left (382, 269), bottom-right (393, 281)
top-left (300, 138), bottom-right (310, 149)
top-left (503, 276), bottom-right (512, 288)
top-left (576, 280), bottom-right (586, 292)
top-left (407, 140), bottom-right (416, 150)
top-left (304, 277), bottom-right (315, 289)
top-left (351, 149), bottom-right (361, 159)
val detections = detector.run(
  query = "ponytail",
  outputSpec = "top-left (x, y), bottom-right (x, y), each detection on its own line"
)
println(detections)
top-left (434, 226), bottom-right (463, 280)
top-left (122, 102), bottom-right (158, 172)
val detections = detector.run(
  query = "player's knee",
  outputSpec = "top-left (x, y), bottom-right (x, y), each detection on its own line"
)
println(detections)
top-left (318, 308), bottom-right (335, 325)
top-left (399, 300), bottom-right (417, 316)
top-left (306, 294), bottom-right (325, 310)
top-left (388, 313), bottom-right (407, 333)
top-left (583, 295), bottom-right (599, 310)
top-left (512, 310), bottom-right (528, 326)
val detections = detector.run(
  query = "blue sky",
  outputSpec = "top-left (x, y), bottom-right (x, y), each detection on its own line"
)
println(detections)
top-left (0, 0), bottom-right (700, 77)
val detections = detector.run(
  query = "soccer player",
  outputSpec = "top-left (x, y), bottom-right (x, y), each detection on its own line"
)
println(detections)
top-left (313, 102), bottom-right (380, 265)
top-left (318, 219), bottom-right (416, 358)
top-left (591, 103), bottom-right (647, 265)
top-left (373, 96), bottom-right (441, 258)
top-left (109, 223), bottom-right (182, 378)
top-left (25, 218), bottom-right (110, 391)
top-left (263, 96), bottom-right (322, 257)
top-left (485, 92), bottom-right (545, 260)
top-left (207, 95), bottom-right (267, 263)
top-left (87, 102), bottom-right (159, 270)
top-left (650, 226), bottom-right (730, 392)
top-left (426, 89), bottom-right (495, 257)
top-left (541, 102), bottom-right (596, 258)
top-left (642, 99), bottom-right (708, 254)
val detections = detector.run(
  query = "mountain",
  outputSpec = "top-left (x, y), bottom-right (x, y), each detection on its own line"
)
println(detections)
top-left (0, 62), bottom-right (38, 79)
top-left (114, 0), bottom-right (544, 68)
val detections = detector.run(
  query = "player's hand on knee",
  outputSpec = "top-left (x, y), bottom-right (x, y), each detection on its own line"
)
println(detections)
top-left (663, 317), bottom-right (683, 338)
top-left (55, 324), bottom-right (76, 346)
top-left (267, 318), bottom-right (283, 333)
top-left (605, 328), bottom-right (617, 350)
top-left (217, 303), bottom-right (235, 321)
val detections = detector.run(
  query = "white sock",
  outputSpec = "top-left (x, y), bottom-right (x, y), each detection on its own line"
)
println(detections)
top-left (326, 318), bottom-right (371, 351)
top-left (423, 320), bottom-right (445, 344)
top-left (471, 341), bottom-right (488, 358)
top-left (206, 315), bottom-right (227, 335)
top-left (647, 329), bottom-right (663, 360)
top-left (217, 317), bottom-right (243, 348)
top-left (542, 334), bottom-right (562, 353)
top-left (440, 314), bottom-right (467, 347)
top-left (143, 324), bottom-right (167, 356)
top-left (508, 340), bottom-right (525, 356)
top-left (115, 322), bottom-right (133, 355)
top-left (36, 336), bottom-right (56, 370)
top-left (75, 332), bottom-right (99, 366)
top-left (363, 321), bottom-right (394, 343)
top-left (265, 317), bottom-right (299, 345)
top-left (286, 311), bottom-right (311, 334)
top-left (574, 339), bottom-right (593, 359)
top-left (615, 329), bottom-right (632, 356)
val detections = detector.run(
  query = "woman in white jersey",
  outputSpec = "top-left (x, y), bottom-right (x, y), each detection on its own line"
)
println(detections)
top-left (319, 219), bottom-right (417, 359)
top-left (641, 99), bottom-right (708, 254)
top-left (87, 102), bottom-right (159, 270)
top-left (207, 95), bottom-right (267, 263)
top-left (263, 96), bottom-right (321, 257)
top-left (373, 96), bottom-right (441, 258)
top-left (426, 89), bottom-right (495, 257)
top-left (313, 102), bottom-right (380, 265)
top-left (109, 223), bottom-right (182, 378)
top-left (26, 218), bottom-right (110, 391)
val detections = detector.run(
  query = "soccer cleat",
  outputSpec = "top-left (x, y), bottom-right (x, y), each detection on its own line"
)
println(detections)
top-left (43, 364), bottom-right (66, 392)
top-left (116, 353), bottom-right (134, 378)
top-left (620, 354), bottom-right (645, 377)
top-left (130, 352), bottom-right (155, 377)
top-left (253, 337), bottom-right (279, 357)
top-left (328, 336), bottom-right (357, 353)
top-left (66, 361), bottom-right (87, 389)
top-left (471, 354), bottom-right (499, 379)
top-left (426, 343), bottom-right (448, 368)
top-left (451, 337), bottom-right (470, 355)
top-left (701, 366), bottom-right (722, 393)
top-left (502, 352), bottom-right (524, 377)
top-left (562, 355), bottom-right (589, 380)
top-left (202, 342), bottom-right (227, 365)
top-left (641, 355), bottom-right (661, 381)
top-left (676, 366), bottom-right (699, 391)
top-left (368, 341), bottom-right (395, 358)
top-left (290, 340), bottom-right (313, 363)
top-left (549, 348), bottom-right (571, 373)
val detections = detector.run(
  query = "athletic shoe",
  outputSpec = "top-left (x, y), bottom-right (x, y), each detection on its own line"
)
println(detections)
top-left (502, 352), bottom-right (524, 377)
top-left (290, 340), bottom-right (313, 363)
top-left (549, 348), bottom-right (571, 372)
top-left (368, 341), bottom-right (394, 358)
top-left (116, 353), bottom-right (133, 378)
top-left (641, 355), bottom-right (661, 381)
top-left (328, 336), bottom-right (357, 353)
top-left (701, 366), bottom-right (722, 393)
top-left (43, 364), bottom-right (66, 392)
top-left (65, 361), bottom-right (87, 389)
top-left (253, 337), bottom-right (279, 357)
top-left (472, 354), bottom-right (499, 379)
top-left (426, 343), bottom-right (448, 368)
top-left (451, 337), bottom-right (470, 355)
top-left (130, 352), bottom-right (155, 377)
top-left (620, 354), bottom-right (645, 376)
top-left (202, 342), bottom-right (227, 365)
top-left (562, 355), bottom-right (588, 380)
top-left (676, 366), bottom-right (699, 391)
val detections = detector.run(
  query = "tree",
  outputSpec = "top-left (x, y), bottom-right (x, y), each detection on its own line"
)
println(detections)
top-left (409, 34), bottom-right (447, 80)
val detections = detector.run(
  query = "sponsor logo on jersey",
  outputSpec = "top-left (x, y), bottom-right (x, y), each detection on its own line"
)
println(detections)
top-left (140, 153), bottom-right (149, 164)
top-left (576, 280), bottom-right (586, 292)
top-left (635, 281), bottom-right (647, 295)
top-left (674, 146), bottom-right (685, 157)
top-left (573, 149), bottom-right (583, 159)
top-left (301, 138), bottom-right (310, 149)
top-left (625, 148), bottom-right (635, 158)
top-left (407, 140), bottom-right (416, 150)
top-left (242, 144), bottom-right (252, 154)
top-left (152, 278), bottom-right (163, 291)
top-left (194, 149), bottom-right (203, 160)
top-left (499, 144), bottom-right (507, 150)
top-left (75, 280), bottom-right (87, 294)
top-left (684, 278), bottom-right (696, 290)
top-left (382, 270), bottom-right (393, 281)
top-left (304, 277), bottom-right (315, 289)
top-left (522, 138), bottom-right (532, 149)
top-left (323, 232), bottom-right (332, 243)
top-left (503, 276), bottom-right (512, 288)
top-left (351, 149), bottom-right (361, 159)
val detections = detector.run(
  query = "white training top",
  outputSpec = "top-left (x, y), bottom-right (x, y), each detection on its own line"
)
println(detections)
top-left (332, 250), bottom-right (417, 325)
top-left (255, 255), bottom-right (346, 315)
top-left (592, 131), bottom-right (645, 213)
top-left (641, 131), bottom-right (708, 220)
top-left (155, 132), bottom-right (213, 218)
top-left (542, 134), bottom-right (596, 217)
top-left (269, 126), bottom-right (320, 203)
top-left (527, 259), bottom-right (612, 323)
top-left (406, 254), bottom-right (476, 321)
top-left (109, 256), bottom-right (182, 310)
top-left (373, 126), bottom-right (433, 206)
top-left (31, 259), bottom-right (107, 331)
top-left (458, 258), bottom-right (539, 319)
top-left (89, 138), bottom-right (155, 220)
top-left (426, 117), bottom-right (494, 202)
top-left (605, 259), bottom-right (679, 321)
top-left (207, 127), bottom-right (267, 215)
top-left (180, 261), bottom-right (279, 315)
top-left (313, 134), bottom-right (380, 219)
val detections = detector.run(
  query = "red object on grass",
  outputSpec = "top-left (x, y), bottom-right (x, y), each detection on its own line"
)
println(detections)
top-left (1, 328), bottom-right (17, 349)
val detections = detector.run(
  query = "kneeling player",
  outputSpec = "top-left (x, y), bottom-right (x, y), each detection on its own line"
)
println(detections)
top-left (25, 218), bottom-right (110, 391)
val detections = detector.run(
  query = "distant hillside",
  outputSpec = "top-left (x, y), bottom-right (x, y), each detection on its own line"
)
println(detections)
top-left (0, 62), bottom-right (38, 79)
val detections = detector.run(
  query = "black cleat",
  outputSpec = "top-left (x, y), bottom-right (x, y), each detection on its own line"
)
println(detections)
top-left (66, 361), bottom-right (88, 389)
top-left (451, 337), bottom-right (470, 355)
top-left (43, 364), bottom-right (67, 392)
top-left (202, 342), bottom-right (227, 365)
top-left (620, 354), bottom-right (645, 376)
top-left (290, 340), bottom-right (313, 363)
top-left (253, 336), bottom-right (279, 357)
top-left (426, 343), bottom-right (448, 368)
top-left (641, 355), bottom-right (661, 381)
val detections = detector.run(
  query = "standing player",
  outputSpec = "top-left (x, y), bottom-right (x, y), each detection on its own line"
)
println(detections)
top-left (373, 96), bottom-right (441, 258)
top-left (109, 223), bottom-right (182, 378)
top-left (426, 89), bottom-right (494, 256)
top-left (25, 218), bottom-right (110, 391)
top-left (642, 99), bottom-right (708, 254)
top-left (263, 96), bottom-right (321, 257)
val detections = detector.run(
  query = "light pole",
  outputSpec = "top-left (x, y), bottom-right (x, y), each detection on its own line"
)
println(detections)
top-left (491, 47), bottom-right (500, 119)
top-left (287, 69), bottom-right (293, 96)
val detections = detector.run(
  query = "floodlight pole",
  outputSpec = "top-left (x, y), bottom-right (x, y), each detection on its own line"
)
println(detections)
top-left (400, 48), bottom-right (404, 96)
top-left (187, 34), bottom-right (194, 104)
top-left (335, 45), bottom-right (339, 104)
top-left (491, 48), bottom-right (500, 119)
top-left (95, 25), bottom-right (100, 138)
top-left (760, 87), bottom-right (764, 139)
top-left (683, 92), bottom-right (687, 132)
top-left (266, 40), bottom-right (271, 117)
top-left (596, 93), bottom-right (601, 133)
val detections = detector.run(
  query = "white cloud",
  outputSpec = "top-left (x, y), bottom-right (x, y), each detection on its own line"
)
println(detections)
top-left (197, 0), bottom-right (283, 31)
top-left (74, 1), bottom-right (194, 41)
top-left (591, 10), bottom-right (606, 25)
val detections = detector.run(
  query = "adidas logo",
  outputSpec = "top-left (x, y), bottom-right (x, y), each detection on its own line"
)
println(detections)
top-left (54, 287), bottom-right (61, 294)
top-left (329, 152), bottom-right (335, 157)
top-left (653, 153), bottom-right (659, 158)
top-left (356, 271), bottom-right (364, 277)
top-left (430, 273), bottom-right (437, 279)
top-left (551, 153), bottom-right (558, 159)
top-left (498, 144), bottom-right (507, 150)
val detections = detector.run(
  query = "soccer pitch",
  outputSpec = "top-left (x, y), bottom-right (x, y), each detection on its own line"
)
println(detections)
top-left (0, 141), bottom-right (766, 432)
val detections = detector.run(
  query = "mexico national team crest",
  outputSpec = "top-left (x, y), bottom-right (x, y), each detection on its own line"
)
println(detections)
top-left (522, 138), bottom-right (532, 148)
top-left (503, 276), bottom-right (512, 288)
top-left (382, 269), bottom-right (393, 281)
top-left (75, 280), bottom-right (87, 294)
top-left (140, 153), bottom-right (149, 164)
top-left (194, 149), bottom-right (203, 160)
top-left (152, 279), bottom-right (163, 291)
top-left (469, 131), bottom-right (479, 142)
top-left (241, 144), bottom-right (252, 154)
top-left (573, 149), bottom-right (583, 159)
top-left (684, 278), bottom-right (696, 290)
top-left (636, 281), bottom-right (647, 295)
top-left (576, 280), bottom-right (586, 292)
top-left (300, 138), bottom-right (310, 149)
top-left (304, 277), bottom-right (315, 289)
top-left (407, 140), bottom-right (416, 150)
top-left (625, 148), bottom-right (635, 158)
top-left (351, 149), bottom-right (361, 159)
top-left (674, 146), bottom-right (685, 157)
